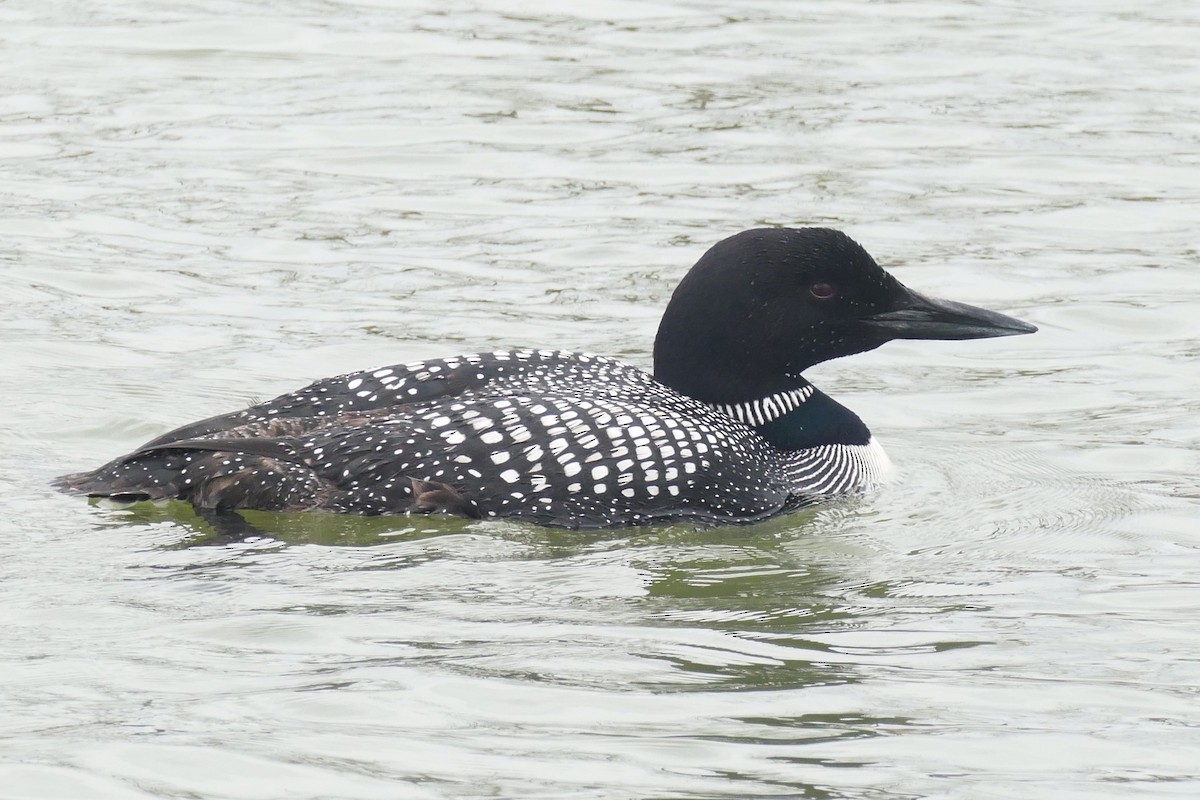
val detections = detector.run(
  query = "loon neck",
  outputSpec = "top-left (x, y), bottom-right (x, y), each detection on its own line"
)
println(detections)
top-left (706, 382), bottom-right (872, 451)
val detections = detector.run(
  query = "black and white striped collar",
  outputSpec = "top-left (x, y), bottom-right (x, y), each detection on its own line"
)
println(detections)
top-left (708, 385), bottom-right (816, 427)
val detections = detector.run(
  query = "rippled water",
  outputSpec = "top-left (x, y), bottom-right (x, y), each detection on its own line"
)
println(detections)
top-left (3, 1), bottom-right (1199, 797)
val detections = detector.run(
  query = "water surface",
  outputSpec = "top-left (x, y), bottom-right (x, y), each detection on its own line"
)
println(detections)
top-left (3, 1), bottom-right (1198, 798)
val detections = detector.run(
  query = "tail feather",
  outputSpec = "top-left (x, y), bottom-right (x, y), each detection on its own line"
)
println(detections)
top-left (54, 445), bottom-right (329, 512)
top-left (55, 449), bottom-right (197, 502)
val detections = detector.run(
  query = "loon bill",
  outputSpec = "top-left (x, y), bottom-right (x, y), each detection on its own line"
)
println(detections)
top-left (57, 227), bottom-right (1037, 530)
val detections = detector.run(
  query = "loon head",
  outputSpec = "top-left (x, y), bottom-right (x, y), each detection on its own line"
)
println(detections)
top-left (652, 227), bottom-right (1037, 404)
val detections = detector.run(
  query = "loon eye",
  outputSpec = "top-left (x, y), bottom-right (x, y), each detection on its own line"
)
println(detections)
top-left (809, 282), bottom-right (836, 300)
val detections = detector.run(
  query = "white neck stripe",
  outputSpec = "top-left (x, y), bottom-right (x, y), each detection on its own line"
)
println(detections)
top-left (710, 385), bottom-right (815, 427)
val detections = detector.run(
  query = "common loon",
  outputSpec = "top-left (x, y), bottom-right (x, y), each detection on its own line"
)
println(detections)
top-left (57, 227), bottom-right (1037, 529)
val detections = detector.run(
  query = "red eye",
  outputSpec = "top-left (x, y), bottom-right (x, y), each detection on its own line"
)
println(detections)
top-left (810, 282), bottom-right (836, 299)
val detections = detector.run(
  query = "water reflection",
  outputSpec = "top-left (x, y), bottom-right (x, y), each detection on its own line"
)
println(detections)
top-left (99, 498), bottom-right (990, 705)
top-left (101, 503), bottom-right (930, 798)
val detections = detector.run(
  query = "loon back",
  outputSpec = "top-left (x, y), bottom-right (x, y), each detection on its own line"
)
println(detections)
top-left (57, 227), bottom-right (1036, 530)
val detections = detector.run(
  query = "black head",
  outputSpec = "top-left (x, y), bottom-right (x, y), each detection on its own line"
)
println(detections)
top-left (652, 227), bottom-right (1036, 404)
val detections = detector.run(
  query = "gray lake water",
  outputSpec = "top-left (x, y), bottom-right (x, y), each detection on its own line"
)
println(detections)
top-left (3, 1), bottom-right (1199, 798)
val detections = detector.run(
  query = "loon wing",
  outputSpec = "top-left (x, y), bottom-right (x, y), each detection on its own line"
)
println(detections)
top-left (57, 364), bottom-right (795, 526)
top-left (136, 355), bottom-right (492, 448)
top-left (56, 351), bottom-right (677, 518)
top-left (136, 350), bottom-right (634, 449)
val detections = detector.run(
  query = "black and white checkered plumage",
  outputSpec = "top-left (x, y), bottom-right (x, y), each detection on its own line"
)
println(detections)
top-left (58, 228), bottom-right (1035, 529)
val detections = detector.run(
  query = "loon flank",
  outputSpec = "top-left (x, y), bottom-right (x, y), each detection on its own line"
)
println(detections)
top-left (57, 228), bottom-right (1037, 529)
